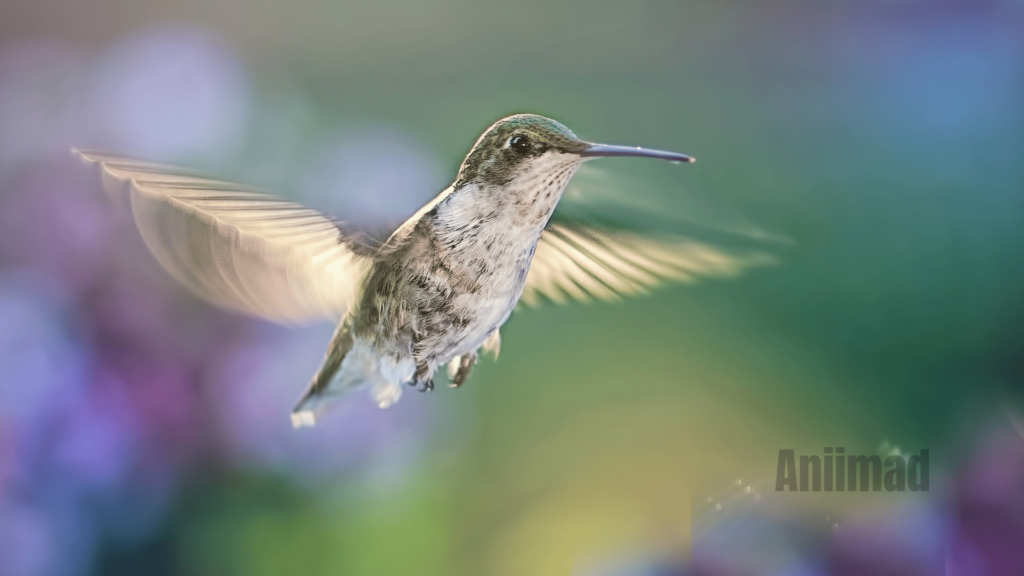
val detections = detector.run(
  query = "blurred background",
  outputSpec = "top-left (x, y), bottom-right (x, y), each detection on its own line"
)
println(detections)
top-left (0, 0), bottom-right (1022, 574)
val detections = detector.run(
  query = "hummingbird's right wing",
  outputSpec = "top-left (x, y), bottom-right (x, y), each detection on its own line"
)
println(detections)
top-left (76, 150), bottom-right (373, 324)
top-left (519, 215), bottom-right (777, 307)
top-left (520, 160), bottom-right (786, 307)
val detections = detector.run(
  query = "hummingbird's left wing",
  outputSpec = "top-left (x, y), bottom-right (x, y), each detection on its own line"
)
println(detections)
top-left (519, 214), bottom-right (777, 307)
top-left (75, 150), bottom-right (373, 324)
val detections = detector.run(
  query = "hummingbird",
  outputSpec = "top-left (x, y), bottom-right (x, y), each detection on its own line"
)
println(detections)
top-left (76, 114), bottom-right (772, 427)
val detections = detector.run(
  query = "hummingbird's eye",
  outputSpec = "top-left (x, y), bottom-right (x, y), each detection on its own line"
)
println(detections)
top-left (508, 135), bottom-right (531, 155)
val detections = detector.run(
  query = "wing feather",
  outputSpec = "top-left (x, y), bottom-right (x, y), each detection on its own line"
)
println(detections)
top-left (76, 150), bottom-right (371, 324)
top-left (521, 219), bottom-right (775, 307)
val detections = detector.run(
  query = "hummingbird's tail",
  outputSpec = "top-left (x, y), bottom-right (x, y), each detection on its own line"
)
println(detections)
top-left (291, 326), bottom-right (411, 427)
top-left (291, 323), bottom-right (355, 427)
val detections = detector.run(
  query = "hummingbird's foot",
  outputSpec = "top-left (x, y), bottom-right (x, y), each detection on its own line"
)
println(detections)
top-left (447, 352), bottom-right (477, 388)
top-left (410, 363), bottom-right (434, 392)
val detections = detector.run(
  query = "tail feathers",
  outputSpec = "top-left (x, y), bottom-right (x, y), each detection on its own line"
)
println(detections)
top-left (291, 331), bottom-right (412, 427)
top-left (291, 387), bottom-right (350, 428)
top-left (291, 373), bottom-right (360, 428)
top-left (291, 325), bottom-right (354, 428)
top-left (291, 362), bottom-right (404, 427)
top-left (291, 410), bottom-right (318, 428)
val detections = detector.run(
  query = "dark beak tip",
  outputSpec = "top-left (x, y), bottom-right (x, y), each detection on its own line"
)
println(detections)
top-left (582, 142), bottom-right (695, 164)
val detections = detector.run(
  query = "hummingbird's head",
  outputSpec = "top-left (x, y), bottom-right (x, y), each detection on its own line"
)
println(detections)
top-left (444, 114), bottom-right (694, 230)
top-left (455, 114), bottom-right (587, 190)
top-left (455, 113), bottom-right (694, 193)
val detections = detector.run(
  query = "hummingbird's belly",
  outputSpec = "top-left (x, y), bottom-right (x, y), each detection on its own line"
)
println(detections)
top-left (413, 273), bottom-right (522, 363)
top-left (356, 255), bottom-right (527, 364)
top-left (446, 293), bottom-right (517, 356)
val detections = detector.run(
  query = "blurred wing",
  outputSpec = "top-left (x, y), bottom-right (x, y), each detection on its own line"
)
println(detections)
top-left (76, 150), bottom-right (372, 324)
top-left (520, 217), bottom-right (776, 307)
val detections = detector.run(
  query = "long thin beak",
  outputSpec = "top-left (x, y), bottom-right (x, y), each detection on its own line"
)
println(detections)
top-left (581, 143), bottom-right (695, 163)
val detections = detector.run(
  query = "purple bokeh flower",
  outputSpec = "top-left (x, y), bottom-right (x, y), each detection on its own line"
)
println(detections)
top-left (951, 420), bottom-right (1024, 576)
top-left (88, 25), bottom-right (250, 161)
